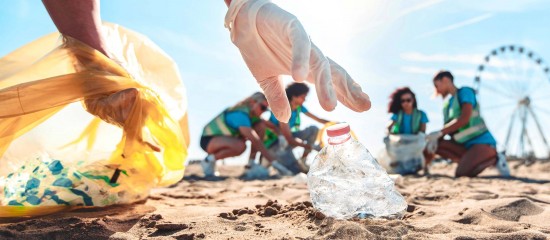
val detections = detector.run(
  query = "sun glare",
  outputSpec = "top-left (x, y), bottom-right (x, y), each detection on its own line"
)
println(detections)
top-left (272, 0), bottom-right (386, 57)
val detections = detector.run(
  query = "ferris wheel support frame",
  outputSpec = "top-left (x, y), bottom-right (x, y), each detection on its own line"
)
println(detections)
top-left (527, 105), bottom-right (550, 156)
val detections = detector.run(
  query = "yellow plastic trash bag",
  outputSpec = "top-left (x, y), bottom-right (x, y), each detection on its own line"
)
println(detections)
top-left (0, 23), bottom-right (188, 217)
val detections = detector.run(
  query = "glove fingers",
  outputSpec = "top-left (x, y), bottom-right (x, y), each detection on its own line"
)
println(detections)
top-left (258, 76), bottom-right (291, 123)
top-left (327, 58), bottom-right (372, 112)
top-left (306, 45), bottom-right (337, 111)
top-left (288, 19), bottom-right (311, 82)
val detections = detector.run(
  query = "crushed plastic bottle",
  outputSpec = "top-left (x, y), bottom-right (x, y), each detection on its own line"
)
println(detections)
top-left (307, 123), bottom-right (407, 219)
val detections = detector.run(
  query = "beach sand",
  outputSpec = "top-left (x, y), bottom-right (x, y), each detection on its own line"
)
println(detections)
top-left (1, 160), bottom-right (550, 239)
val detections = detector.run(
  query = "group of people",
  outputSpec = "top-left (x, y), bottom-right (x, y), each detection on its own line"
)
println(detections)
top-left (201, 70), bottom-right (511, 179)
top-left (200, 82), bottom-right (328, 177)
top-left (386, 71), bottom-right (510, 177)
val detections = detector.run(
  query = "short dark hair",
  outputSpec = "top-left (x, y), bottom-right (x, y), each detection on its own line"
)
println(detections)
top-left (433, 70), bottom-right (454, 82)
top-left (388, 87), bottom-right (418, 114)
top-left (286, 82), bottom-right (309, 101)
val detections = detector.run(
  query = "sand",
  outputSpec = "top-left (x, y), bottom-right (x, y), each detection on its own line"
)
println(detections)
top-left (1, 160), bottom-right (550, 240)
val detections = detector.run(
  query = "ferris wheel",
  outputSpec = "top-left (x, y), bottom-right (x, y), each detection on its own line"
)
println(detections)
top-left (474, 45), bottom-right (550, 160)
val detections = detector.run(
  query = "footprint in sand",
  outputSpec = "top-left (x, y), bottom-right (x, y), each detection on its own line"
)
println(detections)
top-left (489, 199), bottom-right (544, 222)
top-left (453, 211), bottom-right (487, 225)
top-left (466, 190), bottom-right (499, 200)
top-left (454, 198), bottom-right (544, 225)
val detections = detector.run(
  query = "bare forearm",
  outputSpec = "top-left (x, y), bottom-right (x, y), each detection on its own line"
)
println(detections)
top-left (249, 148), bottom-right (258, 160)
top-left (442, 117), bottom-right (469, 135)
top-left (318, 118), bottom-right (330, 124)
top-left (42, 0), bottom-right (109, 56)
top-left (305, 112), bottom-right (329, 124)
top-left (251, 138), bottom-right (276, 162)
top-left (240, 127), bottom-right (276, 162)
top-left (312, 115), bottom-right (329, 124)
top-left (442, 104), bottom-right (473, 135)
top-left (279, 123), bottom-right (304, 147)
top-left (420, 123), bottom-right (426, 133)
top-left (264, 121), bottom-right (280, 133)
top-left (286, 137), bottom-right (306, 148)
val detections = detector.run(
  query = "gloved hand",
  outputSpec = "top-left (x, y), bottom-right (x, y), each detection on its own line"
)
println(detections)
top-left (425, 131), bottom-right (442, 154)
top-left (225, 1), bottom-right (371, 122)
top-left (426, 139), bottom-right (438, 154)
top-left (271, 161), bottom-right (294, 176)
top-left (426, 131), bottom-right (443, 142)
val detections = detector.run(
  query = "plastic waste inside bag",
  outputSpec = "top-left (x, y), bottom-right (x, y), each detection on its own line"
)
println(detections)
top-left (3, 153), bottom-right (144, 207)
top-left (378, 134), bottom-right (426, 175)
top-left (307, 123), bottom-right (407, 219)
top-left (0, 23), bottom-right (189, 217)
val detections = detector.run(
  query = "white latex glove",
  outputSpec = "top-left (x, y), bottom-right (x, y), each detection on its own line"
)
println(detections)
top-left (426, 139), bottom-right (438, 154)
top-left (225, 0), bottom-right (371, 122)
top-left (278, 135), bottom-right (288, 149)
top-left (425, 131), bottom-right (442, 154)
top-left (271, 161), bottom-right (294, 176)
top-left (426, 131), bottom-right (443, 142)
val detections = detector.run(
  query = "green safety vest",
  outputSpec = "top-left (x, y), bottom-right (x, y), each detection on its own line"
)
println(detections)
top-left (263, 105), bottom-right (303, 147)
top-left (390, 109), bottom-right (422, 134)
top-left (263, 128), bottom-right (279, 148)
top-left (443, 87), bottom-right (488, 143)
top-left (202, 106), bottom-right (257, 137)
top-left (290, 105), bottom-right (302, 132)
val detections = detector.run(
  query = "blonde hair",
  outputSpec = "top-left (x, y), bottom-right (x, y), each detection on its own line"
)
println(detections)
top-left (232, 92), bottom-right (267, 109)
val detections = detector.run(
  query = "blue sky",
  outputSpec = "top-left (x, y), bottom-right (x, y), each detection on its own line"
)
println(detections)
top-left (1, 0), bottom-right (550, 161)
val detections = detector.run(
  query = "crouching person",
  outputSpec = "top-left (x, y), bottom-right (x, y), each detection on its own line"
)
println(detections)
top-left (262, 83), bottom-right (329, 174)
top-left (384, 87), bottom-right (429, 175)
top-left (426, 71), bottom-right (510, 177)
top-left (200, 92), bottom-right (289, 177)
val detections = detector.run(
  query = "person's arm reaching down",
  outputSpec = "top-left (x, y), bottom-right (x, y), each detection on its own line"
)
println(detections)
top-left (42, 0), bottom-right (111, 57)
top-left (238, 127), bottom-right (277, 163)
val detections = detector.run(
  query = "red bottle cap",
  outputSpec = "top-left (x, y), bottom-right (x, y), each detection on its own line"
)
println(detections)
top-left (326, 123), bottom-right (351, 137)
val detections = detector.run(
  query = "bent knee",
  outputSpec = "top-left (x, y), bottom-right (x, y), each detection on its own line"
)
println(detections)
top-left (455, 158), bottom-right (496, 178)
top-left (306, 125), bottom-right (319, 134)
top-left (236, 141), bottom-right (247, 154)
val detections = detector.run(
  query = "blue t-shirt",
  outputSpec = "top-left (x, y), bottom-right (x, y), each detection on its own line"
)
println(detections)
top-left (449, 87), bottom-right (497, 149)
top-left (225, 111), bottom-right (252, 130)
top-left (390, 110), bottom-right (429, 134)
top-left (269, 105), bottom-right (309, 128)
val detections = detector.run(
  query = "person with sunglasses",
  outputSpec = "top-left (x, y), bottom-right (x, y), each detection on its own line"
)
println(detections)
top-left (387, 87), bottom-right (429, 135)
top-left (200, 92), bottom-right (288, 177)
top-left (259, 82), bottom-right (329, 174)
top-left (426, 70), bottom-right (510, 177)
top-left (384, 87), bottom-right (429, 174)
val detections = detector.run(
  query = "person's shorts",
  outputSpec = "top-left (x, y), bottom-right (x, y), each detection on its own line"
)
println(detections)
top-left (200, 136), bottom-right (213, 151)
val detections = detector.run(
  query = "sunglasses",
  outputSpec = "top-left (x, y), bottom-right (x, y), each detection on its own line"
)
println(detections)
top-left (401, 98), bottom-right (413, 103)
top-left (259, 103), bottom-right (269, 111)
